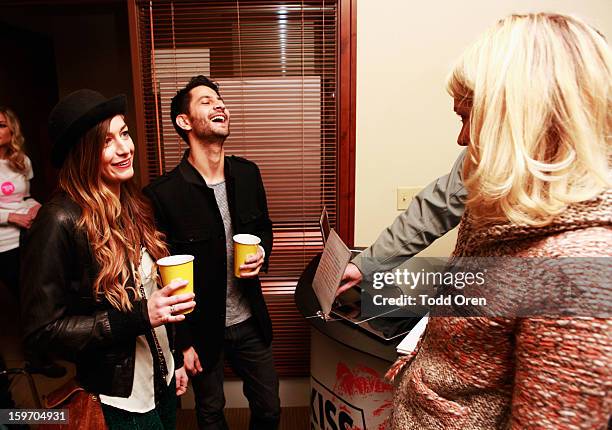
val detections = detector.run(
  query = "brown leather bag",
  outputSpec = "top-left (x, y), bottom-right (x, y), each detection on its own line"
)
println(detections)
top-left (43, 379), bottom-right (108, 430)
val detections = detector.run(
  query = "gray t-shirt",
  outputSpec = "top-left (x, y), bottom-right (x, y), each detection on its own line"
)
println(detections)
top-left (209, 181), bottom-right (252, 326)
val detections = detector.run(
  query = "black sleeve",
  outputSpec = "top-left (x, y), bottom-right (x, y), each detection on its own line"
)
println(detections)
top-left (20, 202), bottom-right (151, 361)
top-left (143, 185), bottom-right (170, 237)
top-left (168, 324), bottom-right (185, 369)
top-left (253, 165), bottom-right (273, 272)
top-left (172, 321), bottom-right (193, 353)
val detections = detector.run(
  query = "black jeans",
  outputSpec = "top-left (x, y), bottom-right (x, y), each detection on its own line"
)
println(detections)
top-left (0, 248), bottom-right (19, 414)
top-left (0, 247), bottom-right (20, 300)
top-left (191, 318), bottom-right (280, 430)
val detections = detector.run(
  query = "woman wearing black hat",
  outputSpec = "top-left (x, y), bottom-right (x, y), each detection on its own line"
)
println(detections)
top-left (20, 90), bottom-right (195, 429)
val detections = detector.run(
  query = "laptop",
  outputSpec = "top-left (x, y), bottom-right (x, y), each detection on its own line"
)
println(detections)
top-left (319, 206), bottom-right (362, 258)
top-left (315, 208), bottom-right (417, 341)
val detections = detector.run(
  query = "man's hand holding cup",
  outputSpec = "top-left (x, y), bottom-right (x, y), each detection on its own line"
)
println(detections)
top-left (233, 234), bottom-right (264, 278)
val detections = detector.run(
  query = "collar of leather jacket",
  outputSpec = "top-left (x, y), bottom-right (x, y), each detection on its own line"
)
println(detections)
top-left (177, 149), bottom-right (237, 188)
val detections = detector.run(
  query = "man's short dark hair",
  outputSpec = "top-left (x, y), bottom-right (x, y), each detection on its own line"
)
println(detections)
top-left (170, 75), bottom-right (221, 143)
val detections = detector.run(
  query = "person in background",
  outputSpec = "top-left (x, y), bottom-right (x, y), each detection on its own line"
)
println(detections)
top-left (20, 90), bottom-right (196, 429)
top-left (0, 107), bottom-right (40, 419)
top-left (0, 107), bottom-right (40, 299)
top-left (144, 75), bottom-right (279, 430)
top-left (390, 13), bottom-right (610, 429)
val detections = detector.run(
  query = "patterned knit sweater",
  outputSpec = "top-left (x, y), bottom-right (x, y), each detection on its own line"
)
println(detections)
top-left (390, 191), bottom-right (612, 429)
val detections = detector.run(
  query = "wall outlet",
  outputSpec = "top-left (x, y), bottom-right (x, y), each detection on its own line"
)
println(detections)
top-left (397, 187), bottom-right (421, 210)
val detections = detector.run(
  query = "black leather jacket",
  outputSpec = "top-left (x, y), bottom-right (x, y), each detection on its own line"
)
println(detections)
top-left (20, 193), bottom-right (182, 397)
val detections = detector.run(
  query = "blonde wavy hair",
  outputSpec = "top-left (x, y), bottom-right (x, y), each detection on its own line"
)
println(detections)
top-left (58, 117), bottom-right (169, 311)
top-left (0, 107), bottom-right (27, 172)
top-left (447, 13), bottom-right (611, 226)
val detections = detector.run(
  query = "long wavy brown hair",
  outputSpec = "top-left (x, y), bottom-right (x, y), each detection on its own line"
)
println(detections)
top-left (58, 116), bottom-right (169, 311)
top-left (0, 107), bottom-right (27, 172)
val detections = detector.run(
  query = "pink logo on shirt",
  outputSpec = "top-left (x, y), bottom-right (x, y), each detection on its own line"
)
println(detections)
top-left (1, 182), bottom-right (15, 196)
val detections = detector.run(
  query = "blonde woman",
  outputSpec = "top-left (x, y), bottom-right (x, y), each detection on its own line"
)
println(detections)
top-left (0, 107), bottom-right (42, 419)
top-left (0, 107), bottom-right (40, 299)
top-left (21, 90), bottom-right (196, 429)
top-left (390, 14), bottom-right (611, 429)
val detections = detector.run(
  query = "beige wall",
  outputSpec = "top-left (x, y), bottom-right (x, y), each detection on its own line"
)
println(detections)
top-left (355, 0), bottom-right (612, 256)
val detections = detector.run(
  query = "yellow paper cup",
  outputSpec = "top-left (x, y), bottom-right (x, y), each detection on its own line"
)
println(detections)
top-left (156, 255), bottom-right (195, 314)
top-left (233, 234), bottom-right (261, 278)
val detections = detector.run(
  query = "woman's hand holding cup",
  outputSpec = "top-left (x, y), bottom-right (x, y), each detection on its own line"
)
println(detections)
top-left (148, 279), bottom-right (196, 328)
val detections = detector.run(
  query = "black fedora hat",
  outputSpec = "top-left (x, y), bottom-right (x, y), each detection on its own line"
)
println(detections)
top-left (48, 89), bottom-right (127, 168)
